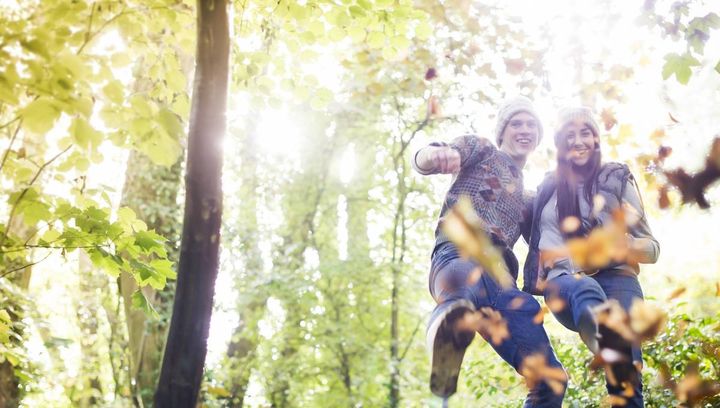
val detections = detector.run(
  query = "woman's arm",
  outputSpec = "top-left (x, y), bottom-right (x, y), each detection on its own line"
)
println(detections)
top-left (622, 177), bottom-right (660, 264)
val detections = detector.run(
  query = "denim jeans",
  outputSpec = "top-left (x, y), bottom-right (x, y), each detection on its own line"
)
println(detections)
top-left (430, 243), bottom-right (566, 407)
top-left (544, 270), bottom-right (644, 407)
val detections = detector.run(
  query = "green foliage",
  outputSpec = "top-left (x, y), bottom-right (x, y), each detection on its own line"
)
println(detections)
top-left (662, 52), bottom-right (701, 84)
top-left (644, 312), bottom-right (720, 407)
top-left (0, 280), bottom-right (35, 402)
top-left (641, 3), bottom-right (720, 85)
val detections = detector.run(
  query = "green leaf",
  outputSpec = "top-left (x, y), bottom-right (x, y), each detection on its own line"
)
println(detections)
top-left (21, 99), bottom-right (60, 134)
top-left (0, 75), bottom-right (19, 105)
top-left (5, 351), bottom-right (20, 366)
top-left (71, 117), bottom-right (103, 148)
top-left (390, 35), bottom-right (410, 49)
top-left (111, 52), bottom-right (132, 67)
top-left (347, 25), bottom-right (366, 42)
top-left (662, 53), bottom-right (700, 85)
top-left (158, 108), bottom-right (183, 140)
top-left (103, 80), bottom-right (125, 104)
top-left (415, 21), bottom-right (432, 40)
top-left (131, 290), bottom-right (159, 319)
top-left (715, 60), bottom-right (720, 74)
top-left (375, 0), bottom-right (394, 8)
top-left (40, 229), bottom-right (62, 243)
top-left (0, 310), bottom-right (11, 323)
top-left (19, 201), bottom-right (52, 225)
top-left (21, 39), bottom-right (50, 59)
top-left (310, 88), bottom-right (334, 110)
top-left (349, 5), bottom-right (366, 18)
top-left (367, 31), bottom-right (385, 49)
top-left (150, 258), bottom-right (176, 280)
top-left (207, 386), bottom-right (232, 398)
top-left (0, 322), bottom-right (10, 344)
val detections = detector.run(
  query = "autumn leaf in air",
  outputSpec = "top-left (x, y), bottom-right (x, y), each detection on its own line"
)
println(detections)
top-left (441, 196), bottom-right (513, 288)
top-left (600, 108), bottom-right (618, 131)
top-left (424, 67), bottom-right (437, 81)
top-left (520, 354), bottom-right (567, 396)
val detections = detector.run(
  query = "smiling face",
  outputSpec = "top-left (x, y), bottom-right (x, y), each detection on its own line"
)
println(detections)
top-left (562, 119), bottom-right (599, 167)
top-left (499, 112), bottom-right (539, 163)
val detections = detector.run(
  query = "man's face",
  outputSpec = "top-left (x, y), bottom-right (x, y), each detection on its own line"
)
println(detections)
top-left (499, 112), bottom-right (539, 161)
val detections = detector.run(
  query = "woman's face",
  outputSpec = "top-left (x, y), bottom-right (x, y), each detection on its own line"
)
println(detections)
top-left (562, 119), bottom-right (598, 167)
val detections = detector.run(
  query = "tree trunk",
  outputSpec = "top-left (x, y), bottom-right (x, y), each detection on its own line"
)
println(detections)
top-left (154, 0), bottom-right (229, 406)
top-left (389, 136), bottom-right (410, 408)
top-left (119, 151), bottom-right (183, 407)
top-left (223, 109), bottom-right (268, 406)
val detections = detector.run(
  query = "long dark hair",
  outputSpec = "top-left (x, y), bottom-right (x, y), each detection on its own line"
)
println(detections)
top-left (555, 129), bottom-right (602, 238)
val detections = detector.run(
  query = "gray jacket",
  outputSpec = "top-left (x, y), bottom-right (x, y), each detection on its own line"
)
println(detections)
top-left (522, 162), bottom-right (659, 295)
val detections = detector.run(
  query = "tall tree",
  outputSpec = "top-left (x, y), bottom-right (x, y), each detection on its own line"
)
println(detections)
top-left (154, 0), bottom-right (229, 405)
top-left (119, 151), bottom-right (183, 407)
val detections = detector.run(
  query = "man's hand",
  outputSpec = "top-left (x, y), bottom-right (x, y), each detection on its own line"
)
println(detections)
top-left (417, 146), bottom-right (461, 174)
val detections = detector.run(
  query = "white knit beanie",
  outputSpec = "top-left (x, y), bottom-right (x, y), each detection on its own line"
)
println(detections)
top-left (553, 107), bottom-right (600, 148)
top-left (494, 96), bottom-right (543, 146)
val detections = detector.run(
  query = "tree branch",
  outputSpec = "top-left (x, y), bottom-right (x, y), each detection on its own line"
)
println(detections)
top-left (0, 251), bottom-right (52, 279)
top-left (0, 145), bottom-right (72, 248)
top-left (0, 119), bottom-right (23, 176)
top-left (399, 316), bottom-right (424, 362)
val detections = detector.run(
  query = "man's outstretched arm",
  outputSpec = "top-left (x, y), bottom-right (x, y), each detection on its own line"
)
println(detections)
top-left (412, 145), bottom-right (461, 175)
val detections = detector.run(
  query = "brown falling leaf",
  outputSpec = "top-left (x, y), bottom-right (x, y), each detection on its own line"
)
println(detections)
top-left (533, 304), bottom-right (549, 325)
top-left (600, 108), bottom-right (618, 131)
top-left (466, 267), bottom-right (483, 286)
top-left (675, 368), bottom-right (720, 405)
top-left (560, 216), bottom-right (581, 234)
top-left (427, 95), bottom-right (441, 118)
top-left (441, 196), bottom-right (514, 288)
top-left (592, 194), bottom-right (606, 217)
top-left (546, 297), bottom-right (566, 313)
top-left (604, 395), bottom-right (628, 406)
top-left (424, 67), bottom-right (437, 81)
top-left (629, 300), bottom-right (667, 342)
top-left (560, 209), bottom-right (630, 271)
top-left (509, 296), bottom-right (526, 310)
top-left (658, 185), bottom-right (671, 209)
top-left (520, 354), bottom-right (567, 396)
top-left (594, 300), bottom-right (636, 343)
top-left (504, 58), bottom-right (526, 75)
top-left (622, 382), bottom-right (635, 397)
top-left (667, 286), bottom-right (687, 301)
top-left (473, 307), bottom-right (510, 346)
top-left (650, 128), bottom-right (666, 143)
top-left (658, 145), bottom-right (673, 162)
top-left (662, 137), bottom-right (720, 209)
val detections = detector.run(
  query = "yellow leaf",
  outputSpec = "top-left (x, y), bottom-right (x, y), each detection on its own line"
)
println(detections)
top-left (441, 197), bottom-right (513, 288)
top-left (207, 386), bottom-right (231, 398)
top-left (367, 32), bottom-right (385, 49)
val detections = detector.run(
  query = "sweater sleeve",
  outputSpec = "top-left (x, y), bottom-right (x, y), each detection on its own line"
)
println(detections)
top-left (411, 142), bottom-right (447, 175)
top-left (448, 135), bottom-right (494, 170)
top-left (410, 135), bottom-right (494, 175)
top-left (622, 177), bottom-right (660, 264)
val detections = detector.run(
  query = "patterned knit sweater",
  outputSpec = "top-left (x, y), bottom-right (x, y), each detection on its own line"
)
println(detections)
top-left (412, 135), bottom-right (532, 252)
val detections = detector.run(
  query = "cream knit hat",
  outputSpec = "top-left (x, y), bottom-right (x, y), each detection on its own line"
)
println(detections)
top-left (553, 107), bottom-right (600, 147)
top-left (494, 96), bottom-right (543, 146)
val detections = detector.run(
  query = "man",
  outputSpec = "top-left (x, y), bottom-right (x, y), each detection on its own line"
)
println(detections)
top-left (413, 96), bottom-right (566, 406)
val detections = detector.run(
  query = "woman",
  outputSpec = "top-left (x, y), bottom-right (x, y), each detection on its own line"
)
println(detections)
top-left (522, 107), bottom-right (659, 407)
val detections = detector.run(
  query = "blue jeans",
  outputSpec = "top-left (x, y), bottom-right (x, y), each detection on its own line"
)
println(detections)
top-left (544, 270), bottom-right (644, 407)
top-left (430, 243), bottom-right (566, 407)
